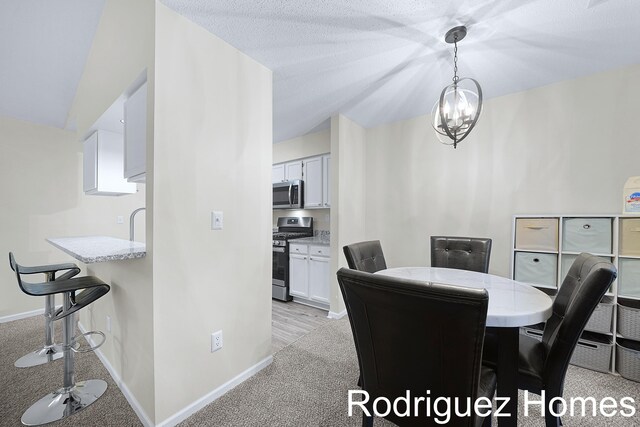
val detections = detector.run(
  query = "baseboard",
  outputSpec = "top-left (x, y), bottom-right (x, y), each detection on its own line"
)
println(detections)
top-left (78, 323), bottom-right (155, 427)
top-left (327, 309), bottom-right (347, 319)
top-left (80, 322), bottom-right (272, 427)
top-left (155, 355), bottom-right (273, 427)
top-left (0, 308), bottom-right (44, 323)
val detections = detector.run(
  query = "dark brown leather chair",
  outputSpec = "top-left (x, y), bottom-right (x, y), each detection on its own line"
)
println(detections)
top-left (337, 268), bottom-right (496, 427)
top-left (431, 236), bottom-right (492, 273)
top-left (343, 240), bottom-right (387, 273)
top-left (483, 253), bottom-right (617, 427)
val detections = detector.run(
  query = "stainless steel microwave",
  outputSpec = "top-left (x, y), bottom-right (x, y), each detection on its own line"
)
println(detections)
top-left (273, 180), bottom-right (303, 209)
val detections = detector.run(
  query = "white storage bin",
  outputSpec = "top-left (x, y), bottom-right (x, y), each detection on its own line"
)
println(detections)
top-left (618, 259), bottom-right (640, 298)
top-left (620, 218), bottom-right (640, 256)
top-left (560, 254), bottom-right (577, 282)
top-left (515, 252), bottom-right (557, 288)
top-left (570, 332), bottom-right (613, 373)
top-left (562, 218), bottom-right (612, 254)
top-left (515, 218), bottom-right (559, 251)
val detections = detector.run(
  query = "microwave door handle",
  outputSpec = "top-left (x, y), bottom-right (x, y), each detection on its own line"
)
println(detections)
top-left (288, 183), bottom-right (293, 207)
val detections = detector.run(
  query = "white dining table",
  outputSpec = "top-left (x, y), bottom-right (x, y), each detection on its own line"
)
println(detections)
top-left (375, 267), bottom-right (553, 427)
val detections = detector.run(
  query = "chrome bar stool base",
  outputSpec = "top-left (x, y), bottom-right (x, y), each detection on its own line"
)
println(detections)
top-left (21, 379), bottom-right (107, 426)
top-left (14, 344), bottom-right (63, 368)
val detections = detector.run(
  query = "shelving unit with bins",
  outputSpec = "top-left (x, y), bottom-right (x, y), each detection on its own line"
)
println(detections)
top-left (511, 214), bottom-right (640, 381)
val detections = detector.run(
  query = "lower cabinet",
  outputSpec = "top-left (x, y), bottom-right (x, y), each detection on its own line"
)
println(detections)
top-left (289, 243), bottom-right (330, 309)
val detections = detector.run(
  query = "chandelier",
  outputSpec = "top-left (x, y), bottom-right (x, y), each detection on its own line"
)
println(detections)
top-left (432, 26), bottom-right (482, 149)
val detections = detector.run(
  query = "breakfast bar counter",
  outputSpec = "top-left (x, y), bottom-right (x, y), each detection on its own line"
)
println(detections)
top-left (47, 236), bottom-right (146, 264)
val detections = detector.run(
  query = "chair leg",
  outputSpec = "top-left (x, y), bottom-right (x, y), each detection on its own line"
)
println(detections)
top-left (21, 292), bottom-right (108, 425)
top-left (545, 398), bottom-right (561, 427)
top-left (15, 280), bottom-right (63, 367)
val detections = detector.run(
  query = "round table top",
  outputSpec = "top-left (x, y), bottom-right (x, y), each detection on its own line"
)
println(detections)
top-left (375, 267), bottom-right (553, 328)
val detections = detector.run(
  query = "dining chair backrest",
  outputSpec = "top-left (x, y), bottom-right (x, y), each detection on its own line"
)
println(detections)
top-left (337, 267), bottom-right (489, 426)
top-left (343, 240), bottom-right (387, 273)
top-left (540, 253), bottom-right (617, 397)
top-left (430, 236), bottom-right (492, 273)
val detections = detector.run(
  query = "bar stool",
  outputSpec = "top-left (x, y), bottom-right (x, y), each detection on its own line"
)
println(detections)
top-left (9, 252), bottom-right (111, 425)
top-left (9, 258), bottom-right (81, 367)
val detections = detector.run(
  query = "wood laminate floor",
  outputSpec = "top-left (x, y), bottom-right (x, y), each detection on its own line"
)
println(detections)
top-left (272, 300), bottom-right (330, 353)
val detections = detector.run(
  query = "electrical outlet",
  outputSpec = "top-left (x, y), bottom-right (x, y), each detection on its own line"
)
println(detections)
top-left (211, 330), bottom-right (223, 352)
top-left (116, 216), bottom-right (124, 224)
top-left (106, 315), bottom-right (112, 333)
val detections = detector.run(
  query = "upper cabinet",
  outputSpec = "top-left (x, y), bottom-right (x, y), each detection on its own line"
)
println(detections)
top-left (303, 156), bottom-right (323, 208)
top-left (124, 81), bottom-right (147, 183)
top-left (272, 160), bottom-right (303, 183)
top-left (322, 154), bottom-right (331, 208)
top-left (83, 130), bottom-right (136, 196)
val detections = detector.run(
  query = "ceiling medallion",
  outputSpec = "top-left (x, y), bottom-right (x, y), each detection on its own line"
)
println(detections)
top-left (431, 26), bottom-right (483, 149)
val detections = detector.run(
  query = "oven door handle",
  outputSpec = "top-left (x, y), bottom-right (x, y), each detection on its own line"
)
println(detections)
top-left (273, 246), bottom-right (286, 253)
top-left (288, 183), bottom-right (293, 207)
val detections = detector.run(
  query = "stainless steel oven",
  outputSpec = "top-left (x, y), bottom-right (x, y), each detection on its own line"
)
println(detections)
top-left (273, 180), bottom-right (304, 209)
top-left (272, 217), bottom-right (313, 301)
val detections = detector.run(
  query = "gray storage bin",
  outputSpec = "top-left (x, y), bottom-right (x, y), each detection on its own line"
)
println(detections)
top-left (583, 297), bottom-right (614, 334)
top-left (570, 332), bottom-right (612, 373)
top-left (560, 254), bottom-right (577, 282)
top-left (562, 218), bottom-right (612, 254)
top-left (514, 252), bottom-right (557, 288)
top-left (617, 299), bottom-right (640, 340)
top-left (618, 259), bottom-right (640, 298)
top-left (616, 339), bottom-right (640, 382)
top-left (520, 326), bottom-right (544, 342)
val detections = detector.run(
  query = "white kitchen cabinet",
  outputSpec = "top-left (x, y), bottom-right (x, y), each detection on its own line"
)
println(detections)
top-left (124, 81), bottom-right (147, 183)
top-left (272, 164), bottom-right (285, 183)
top-left (309, 251), bottom-right (330, 304)
top-left (83, 130), bottom-right (136, 196)
top-left (289, 253), bottom-right (309, 298)
top-left (303, 156), bottom-right (323, 208)
top-left (272, 160), bottom-right (303, 183)
top-left (289, 242), bottom-right (330, 309)
top-left (322, 154), bottom-right (331, 208)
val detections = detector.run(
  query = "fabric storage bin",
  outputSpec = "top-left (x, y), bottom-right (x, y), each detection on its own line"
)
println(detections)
top-left (618, 258), bottom-right (640, 298)
top-left (617, 299), bottom-right (640, 340)
top-left (520, 324), bottom-right (544, 342)
top-left (561, 255), bottom-right (614, 293)
top-left (570, 332), bottom-right (612, 373)
top-left (560, 254), bottom-right (577, 281)
top-left (616, 339), bottom-right (640, 382)
top-left (583, 297), bottom-right (614, 334)
top-left (515, 218), bottom-right (559, 251)
top-left (514, 252), bottom-right (557, 288)
top-left (562, 217), bottom-right (612, 254)
top-left (620, 218), bottom-right (640, 256)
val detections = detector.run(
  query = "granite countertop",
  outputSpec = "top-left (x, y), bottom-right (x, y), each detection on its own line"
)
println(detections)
top-left (47, 236), bottom-right (146, 264)
top-left (288, 236), bottom-right (330, 246)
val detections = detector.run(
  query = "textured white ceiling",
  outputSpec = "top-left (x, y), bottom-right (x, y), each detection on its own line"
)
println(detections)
top-left (0, 0), bottom-right (104, 129)
top-left (161, 0), bottom-right (640, 142)
top-left (2, 1), bottom-right (639, 142)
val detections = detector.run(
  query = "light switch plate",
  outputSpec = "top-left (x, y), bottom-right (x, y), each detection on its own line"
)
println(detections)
top-left (212, 211), bottom-right (223, 230)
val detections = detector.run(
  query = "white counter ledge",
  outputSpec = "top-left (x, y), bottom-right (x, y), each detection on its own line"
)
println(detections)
top-left (47, 236), bottom-right (146, 264)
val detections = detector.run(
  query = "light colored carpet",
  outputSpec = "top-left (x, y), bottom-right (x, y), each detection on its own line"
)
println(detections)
top-left (2, 315), bottom-right (640, 426)
top-left (0, 315), bottom-right (141, 427)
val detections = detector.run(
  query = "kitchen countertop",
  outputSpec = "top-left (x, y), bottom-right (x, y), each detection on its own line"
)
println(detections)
top-left (288, 236), bottom-right (330, 246)
top-left (47, 236), bottom-right (146, 264)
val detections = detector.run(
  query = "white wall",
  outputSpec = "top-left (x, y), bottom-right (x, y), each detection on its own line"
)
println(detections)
top-left (67, 0), bottom-right (156, 420)
top-left (153, 3), bottom-right (273, 423)
top-left (329, 114), bottom-right (367, 314)
top-left (0, 116), bottom-right (143, 319)
top-left (364, 64), bottom-right (640, 277)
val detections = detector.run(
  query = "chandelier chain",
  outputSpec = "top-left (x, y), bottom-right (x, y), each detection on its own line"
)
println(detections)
top-left (452, 38), bottom-right (459, 83)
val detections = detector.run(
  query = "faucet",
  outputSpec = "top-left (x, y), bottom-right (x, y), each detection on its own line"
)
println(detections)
top-left (129, 207), bottom-right (146, 241)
